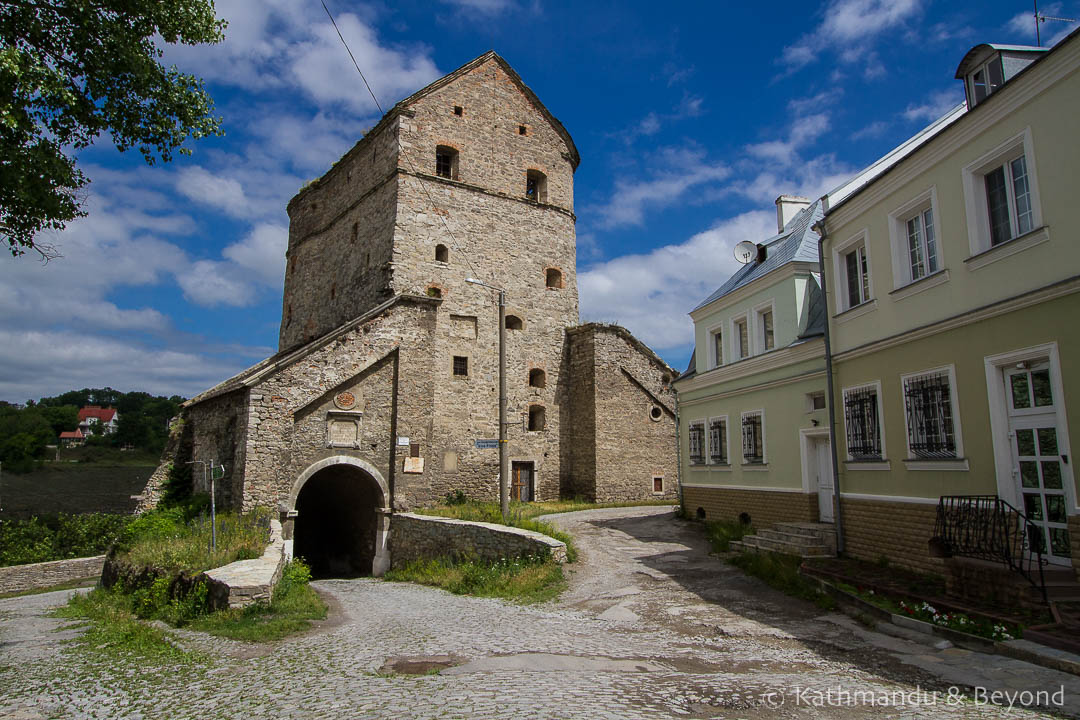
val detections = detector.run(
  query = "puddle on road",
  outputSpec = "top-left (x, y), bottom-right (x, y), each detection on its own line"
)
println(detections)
top-left (379, 654), bottom-right (464, 675)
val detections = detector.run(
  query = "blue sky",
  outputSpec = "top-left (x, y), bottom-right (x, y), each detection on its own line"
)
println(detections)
top-left (3, 0), bottom-right (1077, 403)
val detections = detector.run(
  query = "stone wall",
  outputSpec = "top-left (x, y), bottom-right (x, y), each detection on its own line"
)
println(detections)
top-left (203, 519), bottom-right (288, 609)
top-left (839, 497), bottom-right (944, 575)
top-left (0, 556), bottom-right (104, 595)
top-left (681, 485), bottom-right (819, 528)
top-left (562, 324), bottom-right (678, 502)
top-left (187, 389), bottom-right (248, 508)
top-left (389, 512), bottom-right (567, 567)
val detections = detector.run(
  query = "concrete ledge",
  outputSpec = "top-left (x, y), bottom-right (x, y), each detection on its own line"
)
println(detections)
top-left (203, 518), bottom-right (287, 609)
top-left (0, 555), bottom-right (105, 595)
top-left (391, 513), bottom-right (567, 567)
top-left (997, 639), bottom-right (1080, 677)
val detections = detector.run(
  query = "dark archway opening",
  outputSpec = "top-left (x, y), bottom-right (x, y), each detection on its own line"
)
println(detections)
top-left (294, 465), bottom-right (382, 578)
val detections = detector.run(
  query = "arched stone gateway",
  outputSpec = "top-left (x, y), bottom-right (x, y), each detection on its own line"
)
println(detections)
top-left (288, 456), bottom-right (390, 578)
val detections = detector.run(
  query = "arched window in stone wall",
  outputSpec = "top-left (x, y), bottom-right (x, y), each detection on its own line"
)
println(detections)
top-left (545, 268), bottom-right (562, 289)
top-left (526, 169), bottom-right (547, 202)
top-left (528, 404), bottom-right (546, 431)
top-left (436, 146), bottom-right (459, 180)
top-left (528, 368), bottom-right (546, 388)
top-left (505, 315), bottom-right (523, 330)
top-left (435, 244), bottom-right (448, 263)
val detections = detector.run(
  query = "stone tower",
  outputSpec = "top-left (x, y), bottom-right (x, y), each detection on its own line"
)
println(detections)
top-left (143, 52), bottom-right (677, 576)
top-left (279, 52), bottom-right (581, 500)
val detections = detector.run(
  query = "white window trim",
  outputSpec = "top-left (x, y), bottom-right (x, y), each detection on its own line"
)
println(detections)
top-left (899, 364), bottom-right (965, 465)
top-left (740, 409), bottom-right (766, 465)
top-left (887, 186), bottom-right (943, 290)
top-left (753, 300), bottom-right (776, 355)
top-left (730, 313), bottom-right (752, 361)
top-left (705, 320), bottom-right (725, 369)
top-left (841, 380), bottom-right (887, 462)
top-left (983, 343), bottom-right (1077, 513)
top-left (830, 229), bottom-right (874, 315)
top-left (961, 127), bottom-right (1043, 258)
top-left (707, 415), bottom-right (729, 466)
top-left (688, 418), bottom-right (706, 467)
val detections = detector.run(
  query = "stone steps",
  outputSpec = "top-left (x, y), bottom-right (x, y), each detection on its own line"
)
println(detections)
top-left (730, 522), bottom-right (836, 559)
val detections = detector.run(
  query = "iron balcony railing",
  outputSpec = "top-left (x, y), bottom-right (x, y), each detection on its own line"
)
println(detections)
top-left (933, 495), bottom-right (1047, 604)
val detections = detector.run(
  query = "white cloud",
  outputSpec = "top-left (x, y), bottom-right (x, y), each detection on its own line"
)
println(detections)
top-left (579, 211), bottom-right (777, 351)
top-left (590, 146), bottom-right (731, 229)
top-left (781, 0), bottom-right (924, 72)
top-left (176, 259), bottom-right (256, 307)
top-left (440, 0), bottom-right (514, 14)
top-left (223, 223), bottom-right (288, 285)
top-left (176, 166), bottom-right (252, 218)
top-left (902, 88), bottom-right (962, 123)
top-left (746, 113), bottom-right (830, 165)
top-left (0, 329), bottom-right (252, 402)
top-left (851, 120), bottom-right (889, 140)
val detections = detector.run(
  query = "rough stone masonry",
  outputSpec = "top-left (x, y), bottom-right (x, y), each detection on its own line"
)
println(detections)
top-left (142, 51), bottom-right (678, 575)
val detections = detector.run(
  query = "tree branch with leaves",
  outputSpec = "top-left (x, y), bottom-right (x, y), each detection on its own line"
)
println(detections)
top-left (0, 0), bottom-right (226, 259)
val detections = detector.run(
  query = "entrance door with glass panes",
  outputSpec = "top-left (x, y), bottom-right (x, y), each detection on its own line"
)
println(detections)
top-left (1006, 364), bottom-right (1072, 564)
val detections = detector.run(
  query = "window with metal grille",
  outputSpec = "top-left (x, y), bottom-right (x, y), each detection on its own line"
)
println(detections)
top-left (742, 412), bottom-right (763, 464)
top-left (903, 371), bottom-right (956, 458)
top-left (688, 422), bottom-right (705, 465)
top-left (709, 418), bottom-right (727, 464)
top-left (452, 356), bottom-right (468, 376)
top-left (843, 385), bottom-right (882, 459)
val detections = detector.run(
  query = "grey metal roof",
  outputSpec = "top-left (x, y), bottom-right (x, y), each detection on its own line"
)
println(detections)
top-left (692, 200), bottom-right (824, 312)
top-left (798, 275), bottom-right (826, 339)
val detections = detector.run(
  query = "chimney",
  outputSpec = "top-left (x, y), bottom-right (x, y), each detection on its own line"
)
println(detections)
top-left (775, 195), bottom-right (810, 232)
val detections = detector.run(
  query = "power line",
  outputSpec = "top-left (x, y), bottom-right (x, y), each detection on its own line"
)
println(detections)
top-left (319, 0), bottom-right (485, 286)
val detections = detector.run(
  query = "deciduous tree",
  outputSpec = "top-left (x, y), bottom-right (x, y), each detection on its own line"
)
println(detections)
top-left (0, 0), bottom-right (226, 259)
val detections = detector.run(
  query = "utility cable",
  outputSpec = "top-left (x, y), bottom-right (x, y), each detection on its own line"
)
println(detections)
top-left (320, 0), bottom-right (485, 286)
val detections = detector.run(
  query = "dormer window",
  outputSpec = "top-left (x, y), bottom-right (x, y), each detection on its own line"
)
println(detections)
top-left (968, 56), bottom-right (1003, 106)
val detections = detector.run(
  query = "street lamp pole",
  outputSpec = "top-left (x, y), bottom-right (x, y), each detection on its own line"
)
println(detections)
top-left (466, 278), bottom-right (509, 519)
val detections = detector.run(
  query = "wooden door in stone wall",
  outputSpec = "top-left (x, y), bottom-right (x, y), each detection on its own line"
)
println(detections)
top-left (512, 462), bottom-right (534, 502)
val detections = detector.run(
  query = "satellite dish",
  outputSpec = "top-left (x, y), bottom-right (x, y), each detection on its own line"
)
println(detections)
top-left (734, 241), bottom-right (758, 264)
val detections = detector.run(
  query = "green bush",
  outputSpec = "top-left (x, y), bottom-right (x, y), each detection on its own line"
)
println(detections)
top-left (0, 513), bottom-right (132, 567)
top-left (385, 554), bottom-right (565, 604)
top-left (705, 518), bottom-right (754, 553)
top-left (729, 551), bottom-right (835, 610)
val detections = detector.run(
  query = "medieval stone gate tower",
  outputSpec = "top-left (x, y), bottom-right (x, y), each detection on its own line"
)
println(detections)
top-left (144, 52), bottom-right (678, 576)
top-left (281, 52), bottom-right (580, 501)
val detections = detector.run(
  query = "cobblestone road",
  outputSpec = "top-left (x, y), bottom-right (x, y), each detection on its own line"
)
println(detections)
top-left (1, 506), bottom-right (1078, 719)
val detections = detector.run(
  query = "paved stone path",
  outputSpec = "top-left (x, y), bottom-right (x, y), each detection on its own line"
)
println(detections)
top-left (2, 505), bottom-right (1078, 718)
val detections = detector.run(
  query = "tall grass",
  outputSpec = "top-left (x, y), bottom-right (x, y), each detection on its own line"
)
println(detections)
top-left (728, 551), bottom-right (835, 610)
top-left (385, 555), bottom-right (566, 604)
top-left (705, 519), bottom-right (754, 553)
top-left (115, 506), bottom-right (270, 575)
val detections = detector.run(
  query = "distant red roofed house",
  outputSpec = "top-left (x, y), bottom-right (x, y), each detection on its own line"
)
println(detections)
top-left (77, 406), bottom-right (119, 436)
top-left (59, 429), bottom-right (85, 447)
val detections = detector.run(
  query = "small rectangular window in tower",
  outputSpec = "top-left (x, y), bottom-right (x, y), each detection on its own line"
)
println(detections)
top-left (652, 476), bottom-right (664, 494)
top-left (526, 170), bottom-right (547, 202)
top-left (519, 125), bottom-right (527, 135)
top-left (436, 146), bottom-right (458, 180)
top-left (452, 356), bottom-right (468, 376)
top-left (453, 105), bottom-right (463, 116)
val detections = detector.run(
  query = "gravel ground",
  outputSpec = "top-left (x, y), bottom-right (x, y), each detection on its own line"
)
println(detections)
top-left (1, 505), bottom-right (1077, 719)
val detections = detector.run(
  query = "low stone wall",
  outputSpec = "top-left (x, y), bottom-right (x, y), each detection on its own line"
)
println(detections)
top-left (390, 513), bottom-right (567, 568)
top-left (0, 555), bottom-right (105, 595)
top-left (203, 518), bottom-right (288, 609)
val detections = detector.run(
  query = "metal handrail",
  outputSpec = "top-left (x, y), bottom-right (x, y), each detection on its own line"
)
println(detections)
top-left (933, 495), bottom-right (1047, 604)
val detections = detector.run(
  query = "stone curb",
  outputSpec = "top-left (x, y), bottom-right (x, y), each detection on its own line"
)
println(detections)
top-left (203, 518), bottom-right (287, 609)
